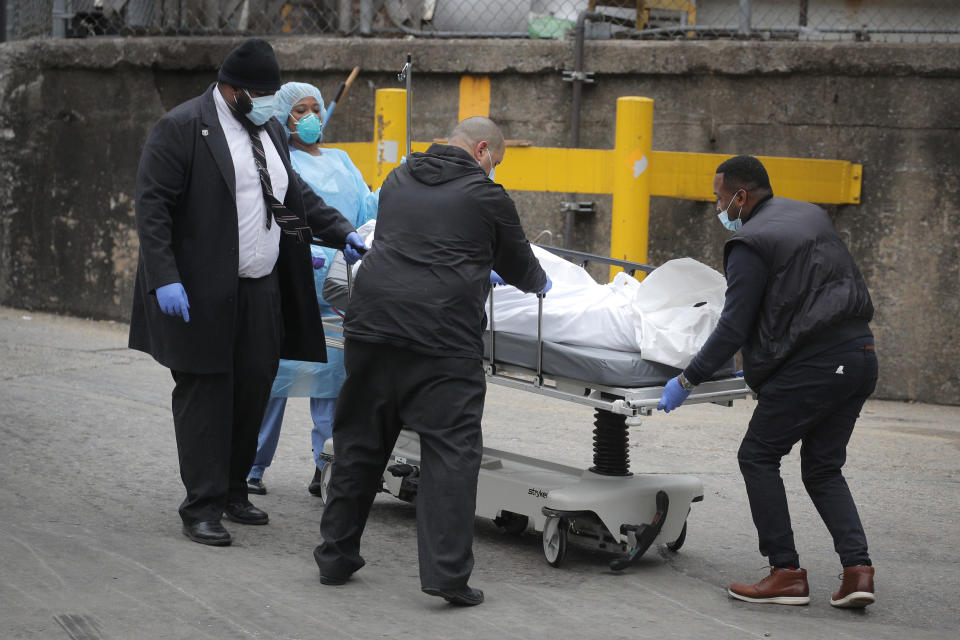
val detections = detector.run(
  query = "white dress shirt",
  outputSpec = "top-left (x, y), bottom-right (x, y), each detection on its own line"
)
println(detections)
top-left (213, 86), bottom-right (289, 278)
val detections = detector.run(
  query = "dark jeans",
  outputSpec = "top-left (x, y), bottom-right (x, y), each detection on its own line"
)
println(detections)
top-left (739, 345), bottom-right (877, 568)
top-left (315, 339), bottom-right (485, 589)
top-left (171, 272), bottom-right (283, 524)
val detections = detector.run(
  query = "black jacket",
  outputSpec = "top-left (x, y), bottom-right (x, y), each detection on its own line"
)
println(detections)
top-left (128, 84), bottom-right (355, 373)
top-left (724, 197), bottom-right (874, 389)
top-left (343, 144), bottom-right (547, 359)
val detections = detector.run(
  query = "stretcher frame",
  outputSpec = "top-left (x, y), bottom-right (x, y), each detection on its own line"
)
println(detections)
top-left (319, 246), bottom-right (750, 570)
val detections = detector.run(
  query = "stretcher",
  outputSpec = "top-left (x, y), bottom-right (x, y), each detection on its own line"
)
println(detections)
top-left (318, 246), bottom-right (750, 570)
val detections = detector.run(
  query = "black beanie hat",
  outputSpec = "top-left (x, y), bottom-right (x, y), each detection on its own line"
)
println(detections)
top-left (218, 39), bottom-right (281, 92)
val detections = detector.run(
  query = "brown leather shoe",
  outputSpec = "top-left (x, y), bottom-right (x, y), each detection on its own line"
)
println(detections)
top-left (728, 567), bottom-right (810, 605)
top-left (831, 565), bottom-right (876, 608)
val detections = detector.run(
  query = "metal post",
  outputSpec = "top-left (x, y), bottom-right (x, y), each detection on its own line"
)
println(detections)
top-left (609, 97), bottom-right (653, 281)
top-left (52, 0), bottom-right (67, 37)
top-left (738, 0), bottom-right (752, 37)
top-left (564, 11), bottom-right (602, 250)
top-left (535, 294), bottom-right (544, 387)
top-left (404, 53), bottom-right (412, 159)
top-left (373, 88), bottom-right (407, 187)
top-left (346, 259), bottom-right (354, 302)
top-left (799, 0), bottom-right (809, 28)
top-left (570, 12), bottom-right (603, 151)
top-left (359, 0), bottom-right (373, 35)
top-left (338, 0), bottom-right (352, 33)
top-left (488, 287), bottom-right (496, 375)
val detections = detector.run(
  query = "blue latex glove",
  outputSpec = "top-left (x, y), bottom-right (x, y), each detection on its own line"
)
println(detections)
top-left (657, 377), bottom-right (690, 413)
top-left (156, 282), bottom-right (190, 322)
top-left (490, 270), bottom-right (506, 287)
top-left (312, 256), bottom-right (326, 270)
top-left (343, 231), bottom-right (365, 265)
top-left (539, 274), bottom-right (553, 295)
top-left (735, 369), bottom-right (744, 378)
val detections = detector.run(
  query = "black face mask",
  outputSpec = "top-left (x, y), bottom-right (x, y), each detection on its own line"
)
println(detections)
top-left (232, 88), bottom-right (253, 115)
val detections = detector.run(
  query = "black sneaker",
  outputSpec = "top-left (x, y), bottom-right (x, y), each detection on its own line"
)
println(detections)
top-left (247, 477), bottom-right (267, 495)
top-left (422, 586), bottom-right (484, 606)
top-left (308, 466), bottom-right (324, 497)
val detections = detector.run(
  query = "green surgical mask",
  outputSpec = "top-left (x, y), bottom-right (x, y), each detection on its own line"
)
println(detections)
top-left (295, 112), bottom-right (322, 144)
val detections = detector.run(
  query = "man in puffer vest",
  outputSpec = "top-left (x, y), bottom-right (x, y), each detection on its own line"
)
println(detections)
top-left (657, 155), bottom-right (878, 609)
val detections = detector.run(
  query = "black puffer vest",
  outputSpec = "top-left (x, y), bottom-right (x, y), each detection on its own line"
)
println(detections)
top-left (724, 197), bottom-right (874, 389)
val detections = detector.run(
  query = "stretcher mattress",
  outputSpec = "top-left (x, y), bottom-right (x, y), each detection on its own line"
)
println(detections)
top-left (483, 331), bottom-right (736, 389)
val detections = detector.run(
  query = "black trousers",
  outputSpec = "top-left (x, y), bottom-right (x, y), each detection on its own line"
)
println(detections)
top-left (170, 271), bottom-right (283, 524)
top-left (315, 339), bottom-right (486, 589)
top-left (739, 344), bottom-right (878, 568)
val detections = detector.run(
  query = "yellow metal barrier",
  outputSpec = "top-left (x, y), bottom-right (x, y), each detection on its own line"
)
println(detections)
top-left (650, 151), bottom-right (862, 204)
top-left (326, 88), bottom-right (863, 273)
top-left (373, 89), bottom-right (408, 185)
top-left (459, 76), bottom-right (491, 121)
top-left (610, 97), bottom-right (654, 273)
top-left (490, 148), bottom-right (862, 206)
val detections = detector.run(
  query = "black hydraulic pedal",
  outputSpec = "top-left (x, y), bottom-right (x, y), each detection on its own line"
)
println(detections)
top-left (387, 463), bottom-right (418, 478)
top-left (609, 490), bottom-right (669, 571)
top-left (387, 464), bottom-right (421, 503)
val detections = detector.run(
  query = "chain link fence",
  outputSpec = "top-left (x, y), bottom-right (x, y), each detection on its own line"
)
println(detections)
top-left (5, 1), bottom-right (960, 42)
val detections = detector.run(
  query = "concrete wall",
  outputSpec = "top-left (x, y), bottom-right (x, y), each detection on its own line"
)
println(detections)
top-left (1, 37), bottom-right (958, 404)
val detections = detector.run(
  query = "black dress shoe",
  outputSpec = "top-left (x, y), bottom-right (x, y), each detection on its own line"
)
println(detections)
top-left (182, 520), bottom-right (232, 546)
top-left (308, 466), bottom-right (324, 497)
top-left (224, 502), bottom-right (269, 525)
top-left (422, 585), bottom-right (484, 606)
top-left (246, 477), bottom-right (267, 495)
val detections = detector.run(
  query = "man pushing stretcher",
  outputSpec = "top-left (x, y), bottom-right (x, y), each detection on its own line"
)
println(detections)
top-left (313, 117), bottom-right (549, 606)
top-left (657, 155), bottom-right (877, 609)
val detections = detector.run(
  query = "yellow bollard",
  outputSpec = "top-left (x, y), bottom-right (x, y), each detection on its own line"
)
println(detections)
top-left (609, 96), bottom-right (654, 281)
top-left (374, 88), bottom-right (407, 187)
top-left (458, 75), bottom-right (491, 120)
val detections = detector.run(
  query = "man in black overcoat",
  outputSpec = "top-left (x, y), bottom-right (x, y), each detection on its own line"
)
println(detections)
top-left (129, 39), bottom-right (366, 546)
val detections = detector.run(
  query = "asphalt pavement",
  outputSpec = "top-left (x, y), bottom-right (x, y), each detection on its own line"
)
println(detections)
top-left (1, 306), bottom-right (957, 640)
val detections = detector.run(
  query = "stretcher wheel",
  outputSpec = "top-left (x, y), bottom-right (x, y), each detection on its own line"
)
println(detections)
top-left (318, 461), bottom-right (334, 504)
top-left (666, 521), bottom-right (687, 552)
top-left (542, 516), bottom-right (568, 567)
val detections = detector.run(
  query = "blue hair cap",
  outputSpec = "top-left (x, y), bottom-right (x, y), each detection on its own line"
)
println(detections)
top-left (272, 81), bottom-right (326, 124)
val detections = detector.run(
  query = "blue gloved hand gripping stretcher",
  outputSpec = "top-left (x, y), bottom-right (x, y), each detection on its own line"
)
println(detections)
top-left (318, 245), bottom-right (750, 570)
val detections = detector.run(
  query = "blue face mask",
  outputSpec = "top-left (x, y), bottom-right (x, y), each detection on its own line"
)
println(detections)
top-left (486, 148), bottom-right (496, 181)
top-left (717, 190), bottom-right (744, 232)
top-left (294, 112), bottom-right (322, 144)
top-left (244, 90), bottom-right (276, 127)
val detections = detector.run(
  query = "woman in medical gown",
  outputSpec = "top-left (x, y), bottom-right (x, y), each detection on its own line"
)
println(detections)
top-left (246, 82), bottom-right (378, 496)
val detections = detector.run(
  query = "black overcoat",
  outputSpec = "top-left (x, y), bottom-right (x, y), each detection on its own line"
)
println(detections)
top-left (129, 84), bottom-right (355, 374)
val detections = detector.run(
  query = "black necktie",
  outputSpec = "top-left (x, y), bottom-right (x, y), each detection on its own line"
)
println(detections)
top-left (247, 128), bottom-right (310, 243)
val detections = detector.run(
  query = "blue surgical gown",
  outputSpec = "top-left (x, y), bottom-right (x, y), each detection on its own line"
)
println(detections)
top-left (270, 147), bottom-right (379, 398)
